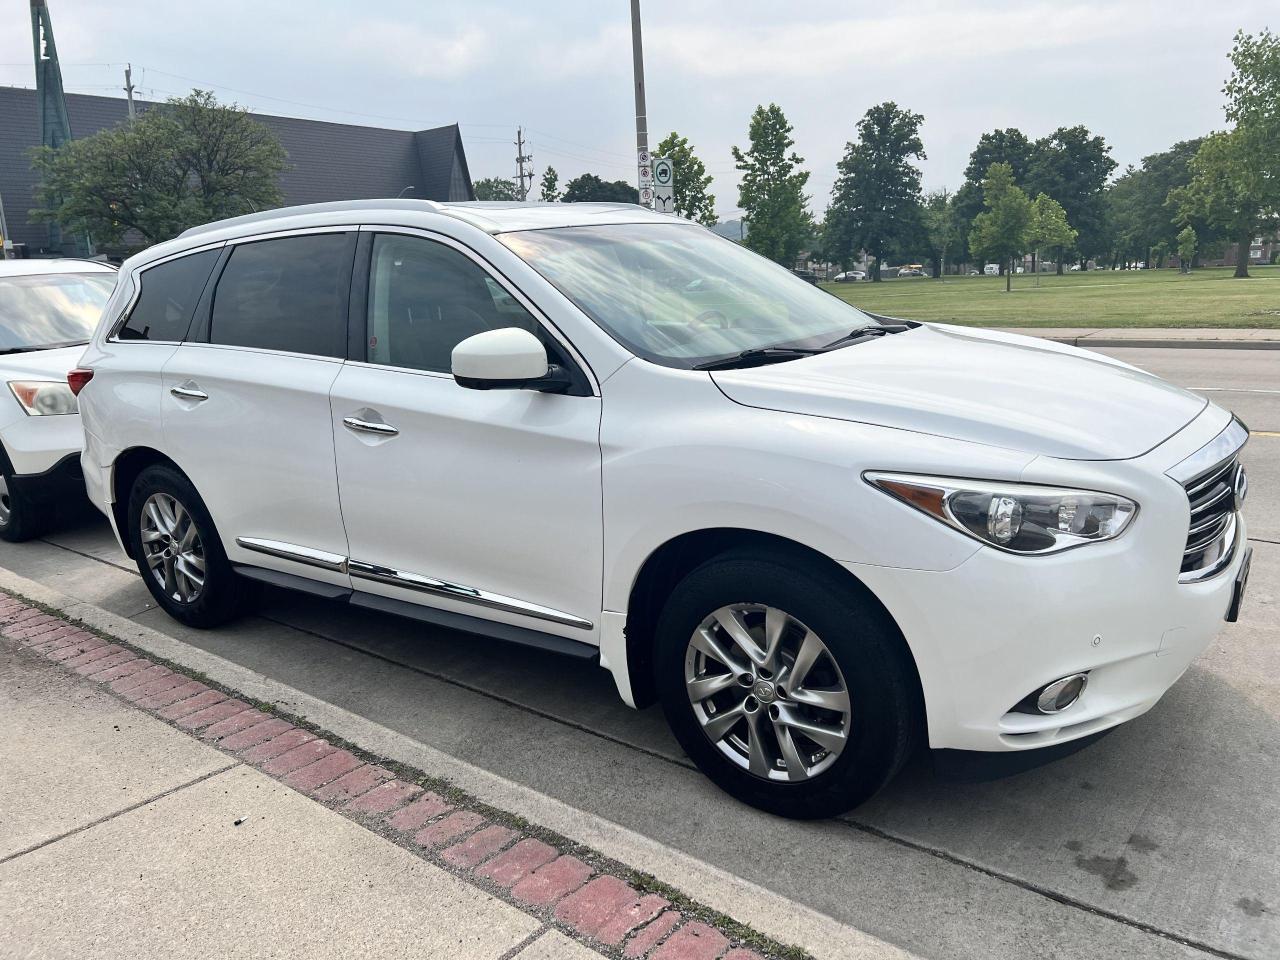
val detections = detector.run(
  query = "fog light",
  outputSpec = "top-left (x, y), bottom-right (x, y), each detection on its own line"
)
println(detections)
top-left (1036, 673), bottom-right (1088, 714)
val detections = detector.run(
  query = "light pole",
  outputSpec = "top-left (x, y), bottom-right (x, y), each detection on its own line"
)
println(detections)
top-left (397, 186), bottom-right (416, 199)
top-left (630, 0), bottom-right (650, 207)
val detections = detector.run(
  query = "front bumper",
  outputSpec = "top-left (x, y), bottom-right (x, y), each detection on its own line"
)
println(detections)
top-left (1, 411), bottom-right (84, 476)
top-left (848, 409), bottom-right (1249, 753)
top-left (7, 452), bottom-right (88, 506)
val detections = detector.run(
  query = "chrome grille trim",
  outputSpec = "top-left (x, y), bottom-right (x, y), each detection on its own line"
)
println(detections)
top-left (1169, 417), bottom-right (1248, 583)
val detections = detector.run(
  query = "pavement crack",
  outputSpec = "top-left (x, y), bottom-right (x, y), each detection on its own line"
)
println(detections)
top-left (0, 762), bottom-right (240, 866)
top-left (495, 923), bottom-right (551, 960)
top-left (837, 818), bottom-right (1258, 960)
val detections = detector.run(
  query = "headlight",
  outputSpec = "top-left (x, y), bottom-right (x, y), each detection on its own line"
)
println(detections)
top-left (865, 472), bottom-right (1137, 555)
top-left (8, 380), bottom-right (79, 416)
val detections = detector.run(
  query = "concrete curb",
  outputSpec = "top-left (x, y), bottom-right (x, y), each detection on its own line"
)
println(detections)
top-left (0, 568), bottom-right (913, 960)
top-left (1038, 336), bottom-right (1280, 351)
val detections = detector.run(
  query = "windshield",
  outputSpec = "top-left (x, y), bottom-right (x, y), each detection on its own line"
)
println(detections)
top-left (0, 271), bottom-right (115, 352)
top-left (499, 223), bottom-right (878, 367)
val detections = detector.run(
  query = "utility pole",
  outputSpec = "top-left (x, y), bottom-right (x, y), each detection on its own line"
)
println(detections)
top-left (514, 127), bottom-right (533, 201)
top-left (0, 187), bottom-right (11, 260)
top-left (124, 63), bottom-right (136, 120)
top-left (630, 0), bottom-right (651, 207)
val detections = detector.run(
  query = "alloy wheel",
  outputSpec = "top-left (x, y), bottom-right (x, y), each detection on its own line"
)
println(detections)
top-left (140, 492), bottom-right (205, 603)
top-left (0, 475), bottom-right (10, 526)
top-left (684, 603), bottom-right (852, 781)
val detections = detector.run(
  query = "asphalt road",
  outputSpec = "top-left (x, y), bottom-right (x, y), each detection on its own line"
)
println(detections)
top-left (2, 346), bottom-right (1276, 960)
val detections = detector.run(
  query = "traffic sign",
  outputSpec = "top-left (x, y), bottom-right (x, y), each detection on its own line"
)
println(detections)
top-left (638, 150), bottom-right (651, 166)
top-left (653, 157), bottom-right (673, 187)
top-left (652, 157), bottom-right (674, 214)
top-left (640, 187), bottom-right (653, 204)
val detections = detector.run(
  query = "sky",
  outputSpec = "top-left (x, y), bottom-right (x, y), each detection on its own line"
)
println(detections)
top-left (1, 1), bottom-right (1274, 219)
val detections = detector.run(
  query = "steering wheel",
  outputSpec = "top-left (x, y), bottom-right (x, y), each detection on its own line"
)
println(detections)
top-left (693, 309), bottom-right (728, 328)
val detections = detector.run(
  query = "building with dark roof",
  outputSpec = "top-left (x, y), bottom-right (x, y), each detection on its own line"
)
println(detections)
top-left (0, 85), bottom-right (474, 254)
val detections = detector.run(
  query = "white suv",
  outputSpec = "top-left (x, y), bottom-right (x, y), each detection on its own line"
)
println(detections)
top-left (76, 201), bottom-right (1250, 818)
top-left (0, 258), bottom-right (116, 540)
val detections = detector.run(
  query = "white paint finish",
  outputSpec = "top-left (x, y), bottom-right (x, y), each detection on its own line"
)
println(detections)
top-left (451, 327), bottom-right (549, 382)
top-left (330, 362), bottom-right (603, 638)
top-left (76, 202), bottom-right (1251, 767)
top-left (160, 343), bottom-right (351, 587)
top-left (712, 323), bottom-right (1207, 461)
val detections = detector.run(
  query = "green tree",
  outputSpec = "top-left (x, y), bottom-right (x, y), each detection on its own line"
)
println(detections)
top-left (1025, 125), bottom-right (1116, 272)
top-left (654, 132), bottom-right (716, 225)
top-left (1177, 225), bottom-right (1197, 273)
top-left (970, 162), bottom-right (1032, 292)
top-left (732, 104), bottom-right (811, 265)
top-left (1027, 193), bottom-right (1076, 284)
top-left (539, 166), bottom-right (560, 202)
top-left (952, 128), bottom-right (1034, 267)
top-left (1172, 130), bottom-right (1272, 278)
top-left (561, 173), bottom-right (639, 203)
top-left (825, 102), bottom-right (926, 281)
top-left (473, 177), bottom-right (519, 201)
top-left (30, 90), bottom-right (285, 247)
top-left (1104, 139), bottom-right (1207, 269)
top-left (920, 189), bottom-right (959, 278)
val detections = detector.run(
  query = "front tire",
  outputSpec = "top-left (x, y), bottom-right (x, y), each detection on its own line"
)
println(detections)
top-left (655, 550), bottom-right (918, 819)
top-left (127, 464), bottom-right (254, 627)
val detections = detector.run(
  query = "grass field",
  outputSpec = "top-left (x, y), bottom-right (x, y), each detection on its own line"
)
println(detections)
top-left (820, 266), bottom-right (1280, 328)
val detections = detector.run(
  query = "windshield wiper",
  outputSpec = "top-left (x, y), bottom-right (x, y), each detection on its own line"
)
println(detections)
top-left (0, 339), bottom-right (89, 356)
top-left (693, 346), bottom-right (823, 371)
top-left (821, 324), bottom-right (911, 350)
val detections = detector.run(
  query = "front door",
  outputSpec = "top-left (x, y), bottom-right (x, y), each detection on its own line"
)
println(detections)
top-left (330, 230), bottom-right (603, 640)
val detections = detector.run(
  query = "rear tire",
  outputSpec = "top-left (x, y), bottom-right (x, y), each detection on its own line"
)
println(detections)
top-left (654, 549), bottom-right (918, 819)
top-left (127, 464), bottom-right (254, 627)
top-left (0, 468), bottom-right (49, 543)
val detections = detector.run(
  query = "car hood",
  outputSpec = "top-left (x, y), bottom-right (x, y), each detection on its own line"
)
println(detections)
top-left (710, 324), bottom-right (1206, 460)
top-left (0, 345), bottom-right (86, 382)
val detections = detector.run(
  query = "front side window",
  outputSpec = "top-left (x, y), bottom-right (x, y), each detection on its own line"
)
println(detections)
top-left (500, 223), bottom-right (880, 368)
top-left (209, 233), bottom-right (353, 358)
top-left (366, 234), bottom-right (537, 374)
top-left (118, 250), bottom-right (218, 342)
top-left (0, 270), bottom-right (115, 352)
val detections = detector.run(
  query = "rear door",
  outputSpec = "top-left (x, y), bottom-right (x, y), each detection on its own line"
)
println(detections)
top-left (161, 229), bottom-right (356, 588)
top-left (329, 229), bottom-right (604, 641)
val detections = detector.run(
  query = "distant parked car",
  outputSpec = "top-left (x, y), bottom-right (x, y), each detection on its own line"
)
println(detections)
top-left (897, 269), bottom-right (925, 278)
top-left (1069, 264), bottom-right (1083, 271)
top-left (983, 264), bottom-right (1000, 276)
top-left (0, 258), bottom-right (116, 540)
top-left (833, 271), bottom-right (866, 282)
top-left (791, 269), bottom-right (819, 285)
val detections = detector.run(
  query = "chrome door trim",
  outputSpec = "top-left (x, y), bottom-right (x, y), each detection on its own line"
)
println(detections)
top-left (347, 558), bottom-right (593, 630)
top-left (342, 416), bottom-right (399, 437)
top-left (169, 385), bottom-right (209, 401)
top-left (236, 537), bottom-right (348, 572)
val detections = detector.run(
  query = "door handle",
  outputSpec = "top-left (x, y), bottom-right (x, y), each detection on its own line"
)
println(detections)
top-left (170, 385), bottom-right (208, 402)
top-left (343, 416), bottom-right (399, 437)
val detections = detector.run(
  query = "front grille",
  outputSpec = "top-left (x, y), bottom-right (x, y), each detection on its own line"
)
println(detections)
top-left (1180, 453), bottom-right (1242, 579)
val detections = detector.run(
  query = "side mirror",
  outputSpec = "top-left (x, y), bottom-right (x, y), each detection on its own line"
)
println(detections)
top-left (452, 327), bottom-right (570, 393)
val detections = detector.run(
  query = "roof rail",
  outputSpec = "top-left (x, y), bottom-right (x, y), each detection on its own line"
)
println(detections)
top-left (178, 199), bottom-right (446, 239)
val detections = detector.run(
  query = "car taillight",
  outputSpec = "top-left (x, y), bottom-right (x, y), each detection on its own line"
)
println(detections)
top-left (67, 368), bottom-right (94, 396)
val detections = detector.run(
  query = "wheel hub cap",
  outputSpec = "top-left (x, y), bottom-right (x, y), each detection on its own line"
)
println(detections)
top-left (139, 492), bottom-right (205, 604)
top-left (684, 603), bottom-right (852, 782)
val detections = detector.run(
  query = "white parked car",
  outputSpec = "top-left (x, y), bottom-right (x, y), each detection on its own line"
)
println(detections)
top-left (75, 202), bottom-right (1251, 818)
top-left (0, 258), bottom-right (116, 540)
top-left (832, 271), bottom-right (865, 282)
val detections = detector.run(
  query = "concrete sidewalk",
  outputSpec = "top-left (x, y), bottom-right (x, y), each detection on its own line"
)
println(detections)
top-left (0, 640), bottom-right (566, 960)
top-left (1006, 327), bottom-right (1280, 349)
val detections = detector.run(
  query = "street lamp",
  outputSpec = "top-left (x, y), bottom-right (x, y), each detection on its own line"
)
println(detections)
top-left (397, 186), bottom-right (416, 198)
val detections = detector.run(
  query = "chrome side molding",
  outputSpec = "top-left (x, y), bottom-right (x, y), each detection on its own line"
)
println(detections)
top-left (235, 537), bottom-right (348, 572)
top-left (347, 559), bottom-right (593, 630)
top-left (233, 537), bottom-right (593, 631)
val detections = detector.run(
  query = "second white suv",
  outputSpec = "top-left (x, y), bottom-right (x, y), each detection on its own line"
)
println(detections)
top-left (76, 200), bottom-right (1249, 818)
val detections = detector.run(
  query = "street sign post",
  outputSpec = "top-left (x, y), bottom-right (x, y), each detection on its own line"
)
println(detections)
top-left (652, 157), bottom-right (674, 215)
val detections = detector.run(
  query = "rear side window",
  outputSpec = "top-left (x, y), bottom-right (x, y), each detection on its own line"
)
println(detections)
top-left (117, 250), bottom-right (219, 342)
top-left (208, 233), bottom-right (353, 358)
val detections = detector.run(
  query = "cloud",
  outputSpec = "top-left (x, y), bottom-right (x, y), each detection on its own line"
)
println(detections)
top-left (327, 20), bottom-right (490, 79)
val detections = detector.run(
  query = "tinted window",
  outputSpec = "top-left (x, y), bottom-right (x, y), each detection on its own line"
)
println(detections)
top-left (118, 251), bottom-right (218, 342)
top-left (367, 234), bottom-right (537, 373)
top-left (209, 234), bottom-right (352, 358)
